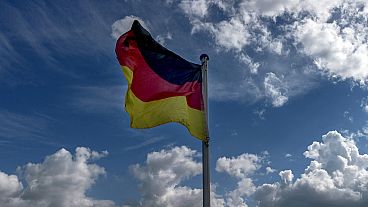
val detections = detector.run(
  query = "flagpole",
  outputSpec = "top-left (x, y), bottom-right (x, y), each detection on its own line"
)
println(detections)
top-left (200, 54), bottom-right (210, 207)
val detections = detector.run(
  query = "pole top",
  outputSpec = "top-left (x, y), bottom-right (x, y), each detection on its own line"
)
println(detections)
top-left (200, 54), bottom-right (209, 63)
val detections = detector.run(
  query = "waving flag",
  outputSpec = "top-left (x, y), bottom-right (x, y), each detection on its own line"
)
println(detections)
top-left (115, 20), bottom-right (206, 140)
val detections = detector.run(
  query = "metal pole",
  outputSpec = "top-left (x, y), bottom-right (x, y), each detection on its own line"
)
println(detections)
top-left (200, 54), bottom-right (210, 207)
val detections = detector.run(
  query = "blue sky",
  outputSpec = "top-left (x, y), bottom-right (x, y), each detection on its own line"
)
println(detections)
top-left (1, 0), bottom-right (368, 207)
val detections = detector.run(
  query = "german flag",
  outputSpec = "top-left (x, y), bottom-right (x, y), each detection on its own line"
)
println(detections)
top-left (115, 20), bottom-right (207, 140)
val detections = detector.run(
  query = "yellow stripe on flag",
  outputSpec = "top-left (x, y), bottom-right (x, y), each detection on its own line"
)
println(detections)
top-left (122, 66), bottom-right (206, 140)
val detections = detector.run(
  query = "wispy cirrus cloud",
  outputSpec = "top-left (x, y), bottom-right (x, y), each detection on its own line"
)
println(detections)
top-left (124, 136), bottom-right (166, 151)
top-left (0, 1), bottom-right (114, 79)
top-left (68, 85), bottom-right (126, 114)
top-left (0, 110), bottom-right (57, 149)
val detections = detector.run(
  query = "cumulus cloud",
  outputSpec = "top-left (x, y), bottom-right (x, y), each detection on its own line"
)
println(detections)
top-left (239, 0), bottom-right (300, 17)
top-left (216, 154), bottom-right (262, 179)
top-left (111, 15), bottom-right (149, 39)
top-left (173, 0), bottom-right (368, 107)
top-left (128, 146), bottom-right (267, 207)
top-left (266, 167), bottom-right (276, 174)
top-left (0, 147), bottom-right (115, 207)
top-left (255, 131), bottom-right (368, 207)
top-left (173, 0), bottom-right (299, 105)
top-left (127, 130), bottom-right (368, 207)
top-left (179, 0), bottom-right (210, 18)
top-left (279, 170), bottom-right (293, 185)
top-left (294, 17), bottom-right (368, 84)
top-left (191, 17), bottom-right (252, 52)
top-left (128, 146), bottom-right (268, 207)
top-left (216, 153), bottom-right (264, 207)
top-left (130, 146), bottom-right (224, 207)
top-left (0, 171), bottom-right (23, 202)
top-left (179, 0), bottom-right (292, 53)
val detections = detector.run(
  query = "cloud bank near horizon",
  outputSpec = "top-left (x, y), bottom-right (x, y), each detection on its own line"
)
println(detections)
top-left (1, 130), bottom-right (365, 206)
top-left (0, 147), bottom-right (116, 207)
top-left (126, 131), bottom-right (368, 207)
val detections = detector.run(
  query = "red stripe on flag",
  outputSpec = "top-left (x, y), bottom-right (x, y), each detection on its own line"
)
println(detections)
top-left (116, 31), bottom-right (203, 110)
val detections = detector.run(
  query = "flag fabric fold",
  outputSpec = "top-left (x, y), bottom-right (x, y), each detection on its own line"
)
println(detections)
top-left (115, 20), bottom-right (207, 140)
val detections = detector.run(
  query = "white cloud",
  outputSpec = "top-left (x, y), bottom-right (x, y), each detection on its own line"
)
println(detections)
top-left (111, 15), bottom-right (148, 39)
top-left (238, 53), bottom-right (260, 74)
top-left (128, 131), bottom-right (368, 206)
top-left (255, 131), bottom-right (368, 207)
top-left (0, 171), bottom-right (23, 202)
top-left (266, 167), bottom-right (276, 174)
top-left (303, 131), bottom-right (368, 172)
top-left (264, 73), bottom-right (288, 107)
top-left (0, 147), bottom-right (116, 207)
top-left (128, 147), bottom-right (269, 207)
top-left (175, 0), bottom-right (311, 106)
top-left (175, 0), bottom-right (368, 107)
top-left (216, 154), bottom-right (262, 179)
top-left (180, 0), bottom-right (290, 53)
top-left (156, 32), bottom-right (173, 45)
top-left (130, 146), bottom-right (224, 207)
top-left (179, 0), bottom-right (210, 18)
top-left (239, 0), bottom-right (301, 17)
top-left (298, 0), bottom-right (343, 21)
top-left (279, 170), bottom-right (293, 185)
top-left (342, 122), bottom-right (368, 140)
top-left (191, 16), bottom-right (252, 52)
top-left (268, 40), bottom-right (284, 55)
top-left (364, 105), bottom-right (368, 113)
top-left (361, 97), bottom-right (368, 113)
top-left (216, 153), bottom-right (264, 207)
top-left (294, 18), bottom-right (368, 84)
